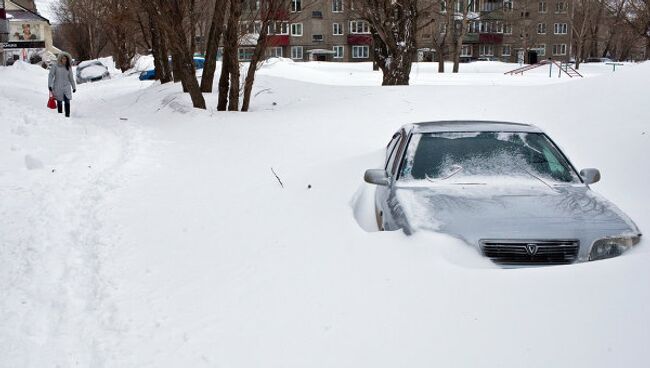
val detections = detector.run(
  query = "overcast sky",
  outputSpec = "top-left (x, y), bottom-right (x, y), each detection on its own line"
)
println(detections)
top-left (34, 0), bottom-right (57, 22)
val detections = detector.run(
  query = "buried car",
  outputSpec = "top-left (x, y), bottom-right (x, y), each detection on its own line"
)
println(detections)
top-left (76, 60), bottom-right (111, 84)
top-left (364, 121), bottom-right (642, 265)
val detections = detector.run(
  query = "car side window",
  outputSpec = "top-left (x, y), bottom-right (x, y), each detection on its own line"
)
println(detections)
top-left (384, 133), bottom-right (401, 170)
top-left (385, 134), bottom-right (403, 174)
top-left (384, 132), bottom-right (400, 169)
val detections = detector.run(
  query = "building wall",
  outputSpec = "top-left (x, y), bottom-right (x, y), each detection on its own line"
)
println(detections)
top-left (237, 0), bottom-right (576, 63)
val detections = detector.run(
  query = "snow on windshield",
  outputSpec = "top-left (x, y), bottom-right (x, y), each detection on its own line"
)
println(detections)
top-left (399, 132), bottom-right (581, 183)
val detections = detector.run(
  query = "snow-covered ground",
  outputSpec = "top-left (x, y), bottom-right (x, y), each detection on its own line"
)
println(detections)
top-left (1, 59), bottom-right (648, 367)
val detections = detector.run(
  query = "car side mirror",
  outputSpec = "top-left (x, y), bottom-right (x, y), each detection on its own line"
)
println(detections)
top-left (364, 169), bottom-right (390, 186)
top-left (580, 168), bottom-right (601, 185)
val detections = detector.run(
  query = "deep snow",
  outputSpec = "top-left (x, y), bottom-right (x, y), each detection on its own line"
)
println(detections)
top-left (0, 59), bottom-right (649, 367)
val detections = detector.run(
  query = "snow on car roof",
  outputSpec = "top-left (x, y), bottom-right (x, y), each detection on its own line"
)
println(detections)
top-left (408, 120), bottom-right (543, 134)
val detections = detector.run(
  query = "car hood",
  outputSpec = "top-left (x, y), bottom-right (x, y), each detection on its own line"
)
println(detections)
top-left (393, 178), bottom-right (640, 258)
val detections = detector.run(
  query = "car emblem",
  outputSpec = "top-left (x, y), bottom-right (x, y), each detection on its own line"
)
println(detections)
top-left (526, 243), bottom-right (538, 255)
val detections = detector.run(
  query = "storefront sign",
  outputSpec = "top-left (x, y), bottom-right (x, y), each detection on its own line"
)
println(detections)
top-left (1, 41), bottom-right (44, 49)
top-left (9, 22), bottom-right (43, 41)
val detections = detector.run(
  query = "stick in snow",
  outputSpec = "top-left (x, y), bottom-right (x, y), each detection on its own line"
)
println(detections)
top-left (271, 167), bottom-right (284, 188)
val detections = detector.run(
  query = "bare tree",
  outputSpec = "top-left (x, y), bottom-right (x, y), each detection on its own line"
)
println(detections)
top-left (147, 0), bottom-right (207, 109)
top-left (201, 0), bottom-right (228, 93)
top-left (448, 0), bottom-right (480, 72)
top-left (51, 0), bottom-right (109, 60)
top-left (218, 0), bottom-right (242, 110)
top-left (429, 2), bottom-right (454, 73)
top-left (241, 0), bottom-right (291, 111)
top-left (354, 0), bottom-right (419, 85)
top-left (571, 0), bottom-right (600, 68)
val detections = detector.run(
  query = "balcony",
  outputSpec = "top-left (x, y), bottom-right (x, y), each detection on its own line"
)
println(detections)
top-left (463, 33), bottom-right (479, 43)
top-left (347, 34), bottom-right (372, 45)
top-left (479, 33), bottom-right (503, 44)
top-left (267, 35), bottom-right (289, 46)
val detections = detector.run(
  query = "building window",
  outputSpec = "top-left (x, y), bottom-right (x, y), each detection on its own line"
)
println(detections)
top-left (268, 21), bottom-right (289, 35)
top-left (503, 0), bottom-right (513, 11)
top-left (539, 1), bottom-right (547, 12)
top-left (267, 47), bottom-right (283, 58)
top-left (537, 23), bottom-right (546, 34)
top-left (332, 0), bottom-right (343, 12)
top-left (291, 23), bottom-right (303, 36)
top-left (238, 47), bottom-right (254, 61)
top-left (460, 45), bottom-right (472, 56)
top-left (312, 34), bottom-right (324, 42)
top-left (352, 45), bottom-right (369, 58)
top-left (349, 20), bottom-right (370, 34)
top-left (553, 44), bottom-right (567, 55)
top-left (479, 44), bottom-right (494, 56)
top-left (554, 23), bottom-right (568, 34)
top-left (333, 45), bottom-right (344, 59)
top-left (333, 22), bottom-right (343, 35)
top-left (502, 45), bottom-right (511, 56)
top-left (291, 0), bottom-right (302, 12)
top-left (555, 1), bottom-right (567, 13)
top-left (504, 23), bottom-right (513, 34)
top-left (291, 46), bottom-right (303, 59)
top-left (246, 0), bottom-right (261, 10)
top-left (496, 21), bottom-right (504, 33)
top-left (468, 0), bottom-right (478, 12)
top-left (532, 44), bottom-right (546, 56)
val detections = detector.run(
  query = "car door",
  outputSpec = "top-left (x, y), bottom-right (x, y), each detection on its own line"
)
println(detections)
top-left (376, 130), bottom-right (405, 230)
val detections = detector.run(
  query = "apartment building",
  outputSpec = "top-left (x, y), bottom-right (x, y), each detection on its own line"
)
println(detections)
top-left (237, 0), bottom-right (574, 63)
top-left (238, 0), bottom-right (373, 62)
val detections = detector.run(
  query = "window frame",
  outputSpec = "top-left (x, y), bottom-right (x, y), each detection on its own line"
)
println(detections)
top-left (290, 23), bottom-right (303, 36)
top-left (291, 0), bottom-right (302, 12)
top-left (352, 45), bottom-right (369, 58)
top-left (332, 0), bottom-right (344, 12)
top-left (291, 46), bottom-right (304, 60)
top-left (332, 22), bottom-right (344, 35)
top-left (333, 45), bottom-right (344, 59)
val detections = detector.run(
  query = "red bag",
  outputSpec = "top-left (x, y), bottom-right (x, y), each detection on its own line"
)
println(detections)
top-left (47, 94), bottom-right (57, 109)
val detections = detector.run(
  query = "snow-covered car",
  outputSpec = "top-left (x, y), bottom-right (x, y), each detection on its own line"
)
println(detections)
top-left (364, 121), bottom-right (642, 265)
top-left (139, 56), bottom-right (205, 81)
top-left (76, 60), bottom-right (111, 84)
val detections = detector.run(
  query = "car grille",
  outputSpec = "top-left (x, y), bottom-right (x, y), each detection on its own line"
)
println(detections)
top-left (480, 239), bottom-right (580, 265)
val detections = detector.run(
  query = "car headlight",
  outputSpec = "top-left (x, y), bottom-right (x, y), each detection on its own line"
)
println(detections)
top-left (589, 235), bottom-right (641, 261)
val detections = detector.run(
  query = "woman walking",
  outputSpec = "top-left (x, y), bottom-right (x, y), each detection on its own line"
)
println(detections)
top-left (48, 52), bottom-right (76, 118)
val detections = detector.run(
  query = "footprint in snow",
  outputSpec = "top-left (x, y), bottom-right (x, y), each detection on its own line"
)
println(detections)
top-left (24, 155), bottom-right (44, 170)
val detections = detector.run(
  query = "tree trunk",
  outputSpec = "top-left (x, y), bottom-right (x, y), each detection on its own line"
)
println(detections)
top-left (150, 13), bottom-right (170, 83)
top-left (452, 40), bottom-right (461, 73)
top-left (172, 52), bottom-right (183, 83)
top-left (378, 49), bottom-right (414, 85)
top-left (217, 55), bottom-right (230, 110)
top-left (201, 0), bottom-right (228, 93)
top-left (367, 2), bottom-right (417, 85)
top-left (437, 47), bottom-right (445, 73)
top-left (162, 0), bottom-right (206, 110)
top-left (241, 22), bottom-right (270, 111)
top-left (224, 0), bottom-right (242, 111)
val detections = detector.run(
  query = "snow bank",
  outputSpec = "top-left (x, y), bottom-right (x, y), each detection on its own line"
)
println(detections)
top-left (0, 59), bottom-right (649, 367)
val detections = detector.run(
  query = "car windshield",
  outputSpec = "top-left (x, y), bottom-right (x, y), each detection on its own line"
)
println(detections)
top-left (399, 132), bottom-right (581, 183)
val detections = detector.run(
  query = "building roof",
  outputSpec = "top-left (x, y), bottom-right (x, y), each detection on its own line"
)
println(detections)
top-left (6, 9), bottom-right (47, 22)
top-left (6, 0), bottom-right (49, 23)
top-left (408, 121), bottom-right (543, 134)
